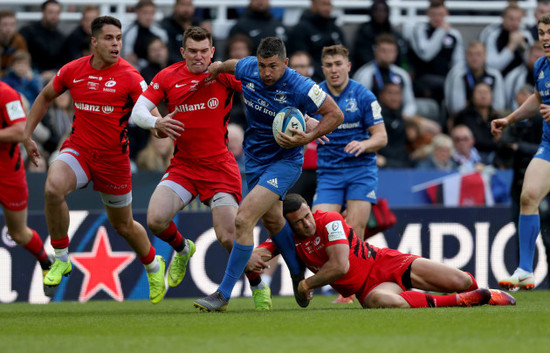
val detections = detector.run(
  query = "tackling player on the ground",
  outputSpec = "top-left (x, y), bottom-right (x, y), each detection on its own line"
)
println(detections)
top-left (491, 12), bottom-right (550, 290)
top-left (22, 16), bottom-right (166, 304)
top-left (193, 37), bottom-right (344, 312)
top-left (248, 193), bottom-right (516, 308)
top-left (131, 26), bottom-right (271, 309)
top-left (0, 81), bottom-right (53, 296)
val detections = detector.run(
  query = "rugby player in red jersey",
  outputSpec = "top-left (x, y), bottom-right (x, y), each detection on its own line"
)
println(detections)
top-left (247, 193), bottom-right (517, 308)
top-left (131, 26), bottom-right (272, 309)
top-left (22, 16), bottom-right (166, 304)
top-left (0, 81), bottom-right (54, 296)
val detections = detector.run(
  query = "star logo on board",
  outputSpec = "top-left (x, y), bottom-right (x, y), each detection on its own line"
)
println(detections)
top-left (71, 226), bottom-right (135, 302)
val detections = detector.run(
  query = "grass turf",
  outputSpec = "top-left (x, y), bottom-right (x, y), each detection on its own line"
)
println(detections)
top-left (2, 291), bottom-right (550, 353)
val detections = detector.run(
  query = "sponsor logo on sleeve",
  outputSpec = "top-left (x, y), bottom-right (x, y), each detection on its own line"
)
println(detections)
top-left (6, 100), bottom-right (25, 121)
top-left (139, 80), bottom-right (148, 92)
top-left (325, 220), bottom-right (346, 242)
top-left (371, 100), bottom-right (382, 121)
top-left (308, 84), bottom-right (327, 108)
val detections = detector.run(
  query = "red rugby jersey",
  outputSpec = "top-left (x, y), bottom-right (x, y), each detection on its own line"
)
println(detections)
top-left (52, 56), bottom-right (147, 154)
top-left (260, 210), bottom-right (378, 297)
top-left (0, 81), bottom-right (26, 175)
top-left (143, 61), bottom-right (242, 159)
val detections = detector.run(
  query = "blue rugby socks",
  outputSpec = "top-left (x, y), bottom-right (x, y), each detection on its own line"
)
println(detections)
top-left (218, 241), bottom-right (253, 300)
top-left (518, 214), bottom-right (540, 273)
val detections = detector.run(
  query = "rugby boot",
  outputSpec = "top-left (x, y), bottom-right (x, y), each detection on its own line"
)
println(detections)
top-left (168, 239), bottom-right (196, 288)
top-left (147, 255), bottom-right (166, 304)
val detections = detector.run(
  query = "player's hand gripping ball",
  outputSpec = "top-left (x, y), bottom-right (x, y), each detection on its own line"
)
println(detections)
top-left (272, 107), bottom-right (306, 146)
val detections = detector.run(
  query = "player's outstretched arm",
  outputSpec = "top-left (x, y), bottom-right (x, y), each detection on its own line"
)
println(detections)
top-left (245, 247), bottom-right (273, 274)
top-left (23, 81), bottom-right (59, 166)
top-left (491, 91), bottom-right (541, 137)
top-left (208, 59), bottom-right (239, 78)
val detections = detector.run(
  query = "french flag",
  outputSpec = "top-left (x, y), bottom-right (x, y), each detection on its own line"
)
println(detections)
top-left (413, 171), bottom-right (494, 206)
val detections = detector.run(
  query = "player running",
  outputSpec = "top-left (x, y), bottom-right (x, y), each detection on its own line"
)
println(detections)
top-left (131, 26), bottom-right (272, 309)
top-left (22, 16), bottom-right (165, 304)
top-left (193, 37), bottom-right (344, 312)
top-left (0, 81), bottom-right (53, 296)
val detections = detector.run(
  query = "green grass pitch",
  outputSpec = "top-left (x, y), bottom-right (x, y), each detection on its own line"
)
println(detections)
top-left (2, 292), bottom-right (550, 353)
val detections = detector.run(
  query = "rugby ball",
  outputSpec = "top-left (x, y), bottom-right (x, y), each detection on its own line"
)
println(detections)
top-left (272, 107), bottom-right (306, 146)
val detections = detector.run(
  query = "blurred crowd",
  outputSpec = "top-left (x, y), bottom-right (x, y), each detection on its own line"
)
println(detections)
top-left (0, 0), bottom-right (548, 179)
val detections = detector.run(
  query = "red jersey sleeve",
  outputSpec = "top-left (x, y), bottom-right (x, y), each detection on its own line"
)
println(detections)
top-left (317, 211), bottom-right (350, 247)
top-left (0, 82), bottom-right (26, 126)
top-left (142, 70), bottom-right (168, 106)
top-left (218, 73), bottom-right (242, 93)
top-left (257, 238), bottom-right (279, 256)
top-left (52, 62), bottom-right (72, 94)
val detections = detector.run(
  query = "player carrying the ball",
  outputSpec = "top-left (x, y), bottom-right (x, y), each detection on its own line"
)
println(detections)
top-left (194, 37), bottom-right (344, 312)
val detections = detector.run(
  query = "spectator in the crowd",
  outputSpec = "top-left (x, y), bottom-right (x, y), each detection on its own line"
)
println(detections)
top-left (416, 133), bottom-right (457, 171)
top-left (0, 9), bottom-right (27, 76)
top-left (504, 41), bottom-right (544, 110)
top-left (482, 2), bottom-right (534, 78)
top-left (228, 0), bottom-right (287, 55)
top-left (227, 123), bottom-right (246, 174)
top-left (161, 0), bottom-right (201, 65)
top-left (450, 82), bottom-right (503, 164)
top-left (44, 90), bottom-right (73, 148)
top-left (19, 0), bottom-right (66, 81)
top-left (140, 37), bottom-right (169, 84)
top-left (377, 83), bottom-right (415, 169)
top-left (123, 0), bottom-right (169, 70)
top-left (351, 0), bottom-right (408, 71)
top-left (354, 33), bottom-right (416, 118)
top-left (136, 132), bottom-right (174, 172)
top-left (407, 0), bottom-right (464, 104)
top-left (63, 5), bottom-right (99, 62)
top-left (528, 0), bottom-right (550, 43)
top-left (225, 34), bottom-right (252, 130)
top-left (450, 124), bottom-right (484, 171)
top-left (445, 40), bottom-right (505, 115)
top-left (225, 33), bottom-right (252, 61)
top-left (2, 50), bottom-right (43, 105)
top-left (289, 50), bottom-right (315, 78)
top-left (287, 0), bottom-right (347, 82)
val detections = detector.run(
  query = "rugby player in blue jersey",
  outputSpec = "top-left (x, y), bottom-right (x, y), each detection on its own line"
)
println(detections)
top-left (491, 13), bottom-right (550, 291)
top-left (313, 44), bottom-right (388, 303)
top-left (194, 37), bottom-right (344, 312)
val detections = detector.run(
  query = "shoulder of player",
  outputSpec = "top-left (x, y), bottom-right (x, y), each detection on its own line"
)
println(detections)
top-left (0, 82), bottom-right (19, 102)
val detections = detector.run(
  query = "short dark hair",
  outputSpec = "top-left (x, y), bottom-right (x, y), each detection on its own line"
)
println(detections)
top-left (375, 33), bottom-right (397, 47)
top-left (135, 0), bottom-right (156, 10)
top-left (321, 44), bottom-right (349, 60)
top-left (0, 9), bottom-right (16, 21)
top-left (41, 0), bottom-right (61, 12)
top-left (539, 13), bottom-right (550, 26)
top-left (91, 16), bottom-right (122, 38)
top-left (257, 37), bottom-right (286, 60)
top-left (283, 194), bottom-right (307, 217)
top-left (182, 26), bottom-right (212, 48)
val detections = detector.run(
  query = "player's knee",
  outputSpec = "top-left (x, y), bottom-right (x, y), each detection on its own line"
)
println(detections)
top-left (112, 219), bottom-right (134, 238)
top-left (520, 188), bottom-right (539, 210)
top-left (235, 212), bottom-right (254, 234)
top-left (366, 291), bottom-right (406, 308)
top-left (147, 213), bottom-right (169, 234)
top-left (217, 235), bottom-right (233, 253)
top-left (44, 177), bottom-right (67, 203)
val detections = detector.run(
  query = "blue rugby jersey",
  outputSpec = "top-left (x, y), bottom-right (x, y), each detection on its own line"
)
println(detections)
top-left (533, 56), bottom-right (550, 142)
top-left (235, 56), bottom-right (327, 163)
top-left (314, 79), bottom-right (384, 169)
